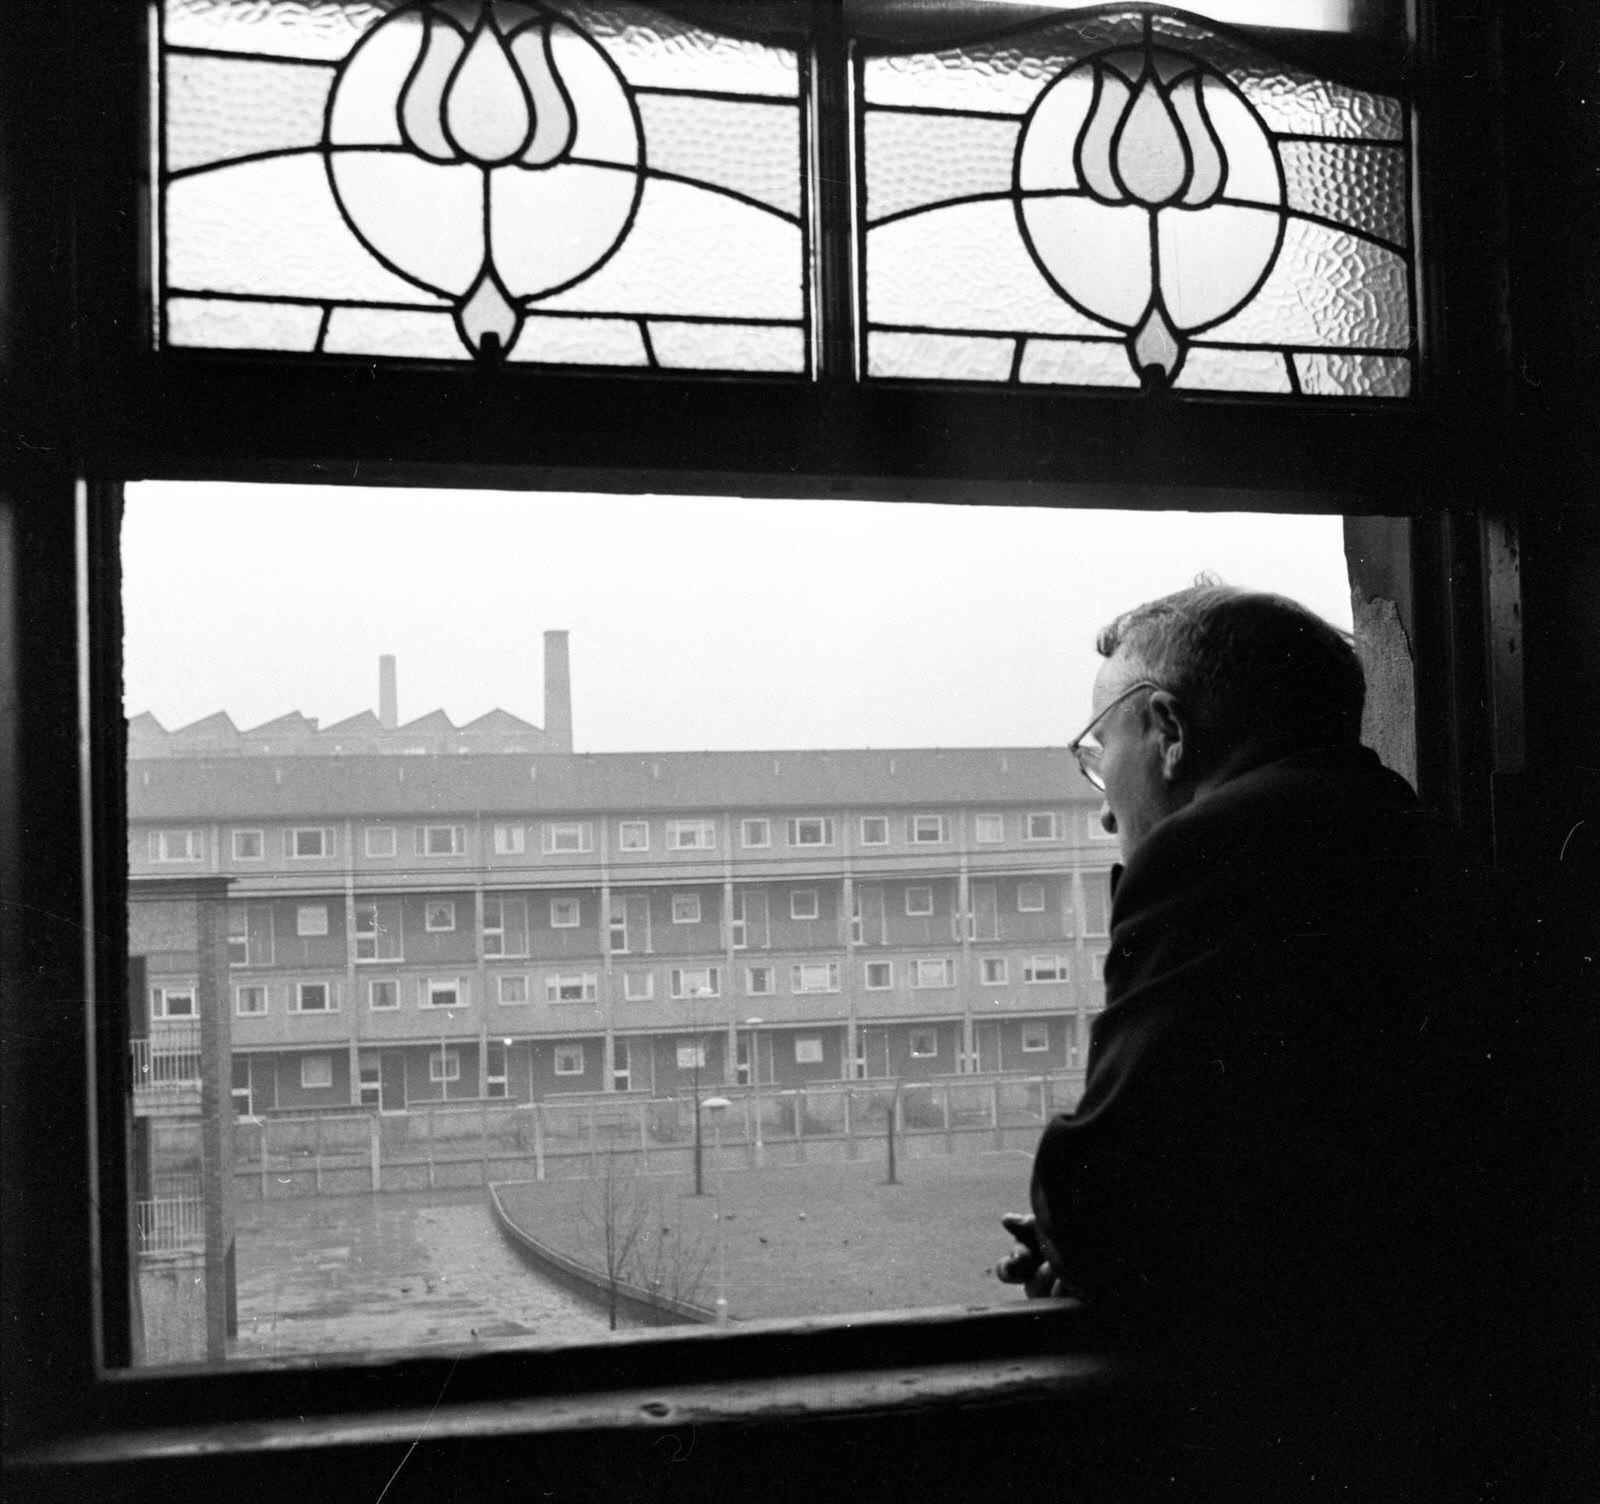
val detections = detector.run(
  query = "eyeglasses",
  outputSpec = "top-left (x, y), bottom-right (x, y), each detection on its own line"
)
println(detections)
top-left (1067, 680), bottom-right (1166, 791)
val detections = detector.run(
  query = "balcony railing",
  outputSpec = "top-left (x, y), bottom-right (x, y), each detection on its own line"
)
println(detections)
top-left (136, 1194), bottom-right (205, 1254)
top-left (131, 1025), bottom-right (203, 1093)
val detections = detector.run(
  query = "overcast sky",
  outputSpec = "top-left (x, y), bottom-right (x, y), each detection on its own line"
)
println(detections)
top-left (123, 483), bottom-right (1351, 752)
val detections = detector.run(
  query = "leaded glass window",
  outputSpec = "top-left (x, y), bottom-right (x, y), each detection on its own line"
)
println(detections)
top-left (856, 6), bottom-right (1415, 395)
top-left (159, 1), bottom-right (811, 371)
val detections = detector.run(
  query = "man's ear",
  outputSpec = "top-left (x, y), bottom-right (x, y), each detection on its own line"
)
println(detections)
top-left (1147, 691), bottom-right (1189, 783)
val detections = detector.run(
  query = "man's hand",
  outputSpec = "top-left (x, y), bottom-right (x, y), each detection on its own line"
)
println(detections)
top-left (995, 1212), bottom-right (1066, 1298)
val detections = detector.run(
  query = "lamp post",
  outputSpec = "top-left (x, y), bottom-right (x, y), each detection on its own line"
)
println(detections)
top-left (744, 1016), bottom-right (764, 1167)
top-left (701, 1095), bottom-right (732, 1323)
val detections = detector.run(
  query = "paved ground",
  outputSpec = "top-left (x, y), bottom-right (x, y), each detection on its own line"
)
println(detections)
top-left (231, 1187), bottom-right (610, 1359)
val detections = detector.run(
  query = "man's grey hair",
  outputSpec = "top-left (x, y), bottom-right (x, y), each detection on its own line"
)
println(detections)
top-left (1096, 580), bottom-right (1365, 753)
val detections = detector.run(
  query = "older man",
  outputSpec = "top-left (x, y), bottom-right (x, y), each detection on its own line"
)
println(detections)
top-left (1002, 583), bottom-right (1501, 1490)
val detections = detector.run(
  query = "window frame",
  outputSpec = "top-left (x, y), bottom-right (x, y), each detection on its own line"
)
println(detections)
top-left (295, 904), bottom-right (329, 938)
top-left (542, 821), bottom-right (593, 855)
top-left (424, 978), bottom-right (464, 1010)
top-left (787, 817), bottom-right (834, 848)
top-left (858, 815), bottom-right (889, 846)
top-left (292, 981), bottom-right (335, 1014)
top-left (233, 983), bottom-right (268, 1017)
top-left (364, 825), bottom-right (398, 858)
top-left (864, 960), bottom-right (893, 990)
top-left (286, 826), bottom-right (332, 860)
top-left (905, 885), bottom-right (934, 917)
top-left (230, 828), bottom-right (263, 861)
top-left (670, 893), bottom-right (702, 925)
top-left (789, 888), bottom-right (819, 921)
top-left (419, 823), bottom-right (466, 857)
top-left (666, 819), bottom-right (716, 851)
top-left (492, 823), bottom-right (526, 856)
top-left (740, 818), bottom-right (771, 848)
top-left (424, 900), bottom-right (457, 933)
top-left (617, 820), bottom-right (650, 852)
top-left (150, 985), bottom-right (196, 1021)
top-left (907, 813), bottom-right (947, 845)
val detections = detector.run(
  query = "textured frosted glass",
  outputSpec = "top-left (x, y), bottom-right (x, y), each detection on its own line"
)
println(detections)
top-left (865, 112), bottom-right (1018, 225)
top-left (574, 4), bottom-right (798, 95)
top-left (1282, 140), bottom-right (1408, 245)
top-left (636, 95), bottom-right (800, 218)
top-left (1295, 351), bottom-right (1411, 397)
top-left (165, 0), bottom-right (392, 62)
top-left (650, 322), bottom-right (805, 373)
top-left (869, 202), bottom-right (1118, 336)
top-left (1018, 338), bottom-right (1142, 388)
top-left (506, 316), bottom-right (648, 366)
top-left (1173, 347), bottom-right (1292, 393)
top-left (167, 296), bottom-right (323, 350)
top-left (869, 332), bottom-right (1015, 381)
top-left (166, 54), bottom-right (331, 173)
top-left (323, 306), bottom-right (463, 357)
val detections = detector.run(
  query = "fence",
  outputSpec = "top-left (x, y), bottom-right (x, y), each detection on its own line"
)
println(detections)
top-left (232, 1072), bottom-right (1085, 1200)
top-left (137, 1194), bottom-right (205, 1253)
top-left (131, 1026), bottom-right (203, 1093)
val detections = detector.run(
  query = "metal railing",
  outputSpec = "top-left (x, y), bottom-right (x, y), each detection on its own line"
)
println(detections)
top-left (131, 1026), bottom-right (203, 1092)
top-left (136, 1194), bottom-right (205, 1253)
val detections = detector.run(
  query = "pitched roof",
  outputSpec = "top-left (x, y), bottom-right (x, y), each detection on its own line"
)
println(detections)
top-left (323, 710), bottom-right (384, 734)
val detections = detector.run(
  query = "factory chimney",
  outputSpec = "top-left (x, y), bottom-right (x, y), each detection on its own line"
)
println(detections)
top-left (378, 654), bottom-right (398, 730)
top-left (543, 630), bottom-right (572, 751)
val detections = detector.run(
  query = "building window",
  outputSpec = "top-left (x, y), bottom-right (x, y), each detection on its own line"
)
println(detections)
top-left (554, 1044), bottom-right (585, 1077)
top-left (908, 813), bottom-right (947, 844)
top-left (787, 816), bottom-right (833, 847)
top-left (1022, 1022), bottom-right (1050, 1053)
top-left (675, 1040), bottom-right (707, 1070)
top-left (670, 967), bottom-right (721, 1000)
top-left (498, 974), bottom-right (529, 1005)
top-left (485, 1041), bottom-right (508, 1099)
top-left (424, 900), bottom-right (456, 932)
top-left (149, 828), bottom-right (199, 862)
top-left (912, 958), bottom-right (954, 989)
top-left (424, 979), bottom-right (461, 1009)
top-left (546, 972), bottom-right (598, 1003)
top-left (420, 824), bottom-right (465, 856)
top-left (859, 815), bottom-right (889, 845)
top-left (791, 961), bottom-right (840, 993)
top-left (905, 886), bottom-right (934, 917)
top-left (1082, 875), bottom-right (1111, 936)
top-left (729, 894), bottom-right (747, 949)
top-left (618, 820), bottom-right (650, 851)
top-left (667, 819), bottom-right (716, 850)
top-left (227, 903), bottom-right (260, 966)
top-left (493, 823), bottom-right (525, 855)
top-left (795, 1036), bottom-right (824, 1065)
top-left (1025, 811), bottom-right (1061, 840)
top-left (234, 984), bottom-right (268, 1016)
top-left (549, 897), bottom-right (581, 929)
top-left (301, 1056), bottom-right (334, 1090)
top-left (623, 970), bottom-right (655, 1002)
top-left (428, 1049), bottom-right (461, 1084)
top-left (909, 1029), bottom-right (938, 1059)
top-left (790, 889), bottom-right (819, 920)
top-left (747, 965), bottom-right (774, 995)
top-left (365, 825), bottom-right (397, 858)
top-left (980, 957), bottom-right (1008, 985)
top-left (150, 986), bottom-right (196, 1020)
top-left (368, 979), bottom-right (399, 1011)
top-left (1024, 955), bottom-right (1069, 983)
top-left (741, 818), bottom-right (770, 848)
top-left (231, 829), bottom-right (263, 861)
top-left (294, 982), bottom-right (333, 1013)
top-left (865, 960), bottom-right (893, 990)
top-left (354, 901), bottom-right (402, 961)
top-left (543, 821), bottom-right (592, 854)
top-left (1017, 882), bottom-right (1046, 913)
top-left (286, 827), bottom-right (331, 859)
top-left (974, 812), bottom-right (1005, 843)
top-left (1090, 951), bottom-right (1108, 981)
top-left (482, 896), bottom-right (528, 957)
top-left (296, 904), bottom-right (329, 937)
top-left (671, 894), bottom-right (702, 925)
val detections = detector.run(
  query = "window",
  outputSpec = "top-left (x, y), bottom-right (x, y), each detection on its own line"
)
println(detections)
top-left (485, 1041), bottom-right (508, 1099)
top-left (747, 965), bottom-right (774, 995)
top-left (795, 1037), bottom-right (824, 1065)
top-left (546, 973), bottom-right (598, 1003)
top-left (234, 984), bottom-right (267, 1016)
top-left (354, 901), bottom-right (401, 961)
top-left (150, 986), bottom-right (196, 1020)
top-left (428, 1049), bottom-right (461, 1084)
top-left (231, 829), bottom-right (263, 860)
top-left (908, 813), bottom-right (947, 844)
top-left (482, 896), bottom-right (528, 957)
top-left (865, 961), bottom-right (893, 990)
top-left (424, 979), bottom-right (461, 1009)
top-left (741, 818), bottom-right (770, 848)
top-left (909, 1030), bottom-right (938, 1059)
top-left (790, 889), bottom-right (819, 920)
top-left (974, 813), bottom-right (1005, 843)
top-left (286, 827), bottom-right (331, 859)
top-left (493, 823), bottom-right (525, 855)
top-left (227, 903), bottom-right (263, 966)
top-left (791, 962), bottom-right (840, 993)
top-left (617, 820), bottom-right (650, 851)
top-left (149, 829), bottom-right (199, 862)
top-left (671, 894), bottom-right (702, 925)
top-left (981, 957), bottom-right (1008, 985)
top-left (543, 822), bottom-right (592, 854)
top-left (675, 1040), bottom-right (707, 1071)
top-left (1024, 955), bottom-right (1069, 983)
top-left (424, 900), bottom-right (456, 932)
top-left (1082, 876), bottom-right (1112, 936)
top-left (296, 904), bottom-right (329, 937)
top-left (498, 975), bottom-right (529, 1005)
top-left (301, 1056), bottom-right (334, 1090)
top-left (670, 967), bottom-right (721, 1000)
top-left (553, 1044), bottom-right (585, 1077)
top-left (730, 894), bottom-right (747, 949)
top-left (365, 826), bottom-right (397, 858)
top-left (912, 959), bottom-right (954, 989)
top-left (787, 817), bottom-right (833, 847)
top-left (1090, 951), bottom-right (1108, 981)
top-left (1025, 811), bottom-right (1061, 841)
top-left (420, 824), bottom-right (465, 856)
top-left (622, 970), bottom-right (655, 1002)
top-left (1022, 1022), bottom-right (1050, 1053)
top-left (859, 816), bottom-right (889, 845)
top-left (294, 982), bottom-right (333, 1013)
top-left (667, 819), bottom-right (715, 850)
top-left (1018, 883), bottom-right (1046, 913)
top-left (550, 897), bottom-right (581, 929)
top-left (368, 979), bottom-right (399, 1011)
top-left (905, 886), bottom-right (934, 917)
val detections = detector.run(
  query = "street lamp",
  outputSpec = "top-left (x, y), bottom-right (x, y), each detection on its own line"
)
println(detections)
top-left (744, 1016), bottom-right (765, 1167)
top-left (701, 1095), bottom-right (732, 1323)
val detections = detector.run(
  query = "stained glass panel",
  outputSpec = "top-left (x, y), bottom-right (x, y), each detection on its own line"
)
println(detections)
top-left (857, 7), bottom-right (1415, 396)
top-left (159, 1), bottom-right (810, 371)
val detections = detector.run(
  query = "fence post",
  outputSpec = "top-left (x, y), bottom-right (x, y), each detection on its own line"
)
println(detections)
top-left (314, 1113), bottom-right (324, 1195)
top-left (259, 1119), bottom-right (269, 1200)
top-left (639, 1098), bottom-right (648, 1169)
top-left (843, 1087), bottom-right (856, 1160)
top-left (991, 1080), bottom-right (1003, 1149)
top-left (481, 1101), bottom-right (489, 1185)
top-left (587, 1102), bottom-right (598, 1174)
top-left (943, 1080), bottom-right (954, 1156)
top-left (533, 1103), bottom-right (546, 1181)
top-left (795, 1086), bottom-right (806, 1164)
top-left (427, 1105), bottom-right (436, 1190)
top-left (370, 1112), bottom-right (381, 1193)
